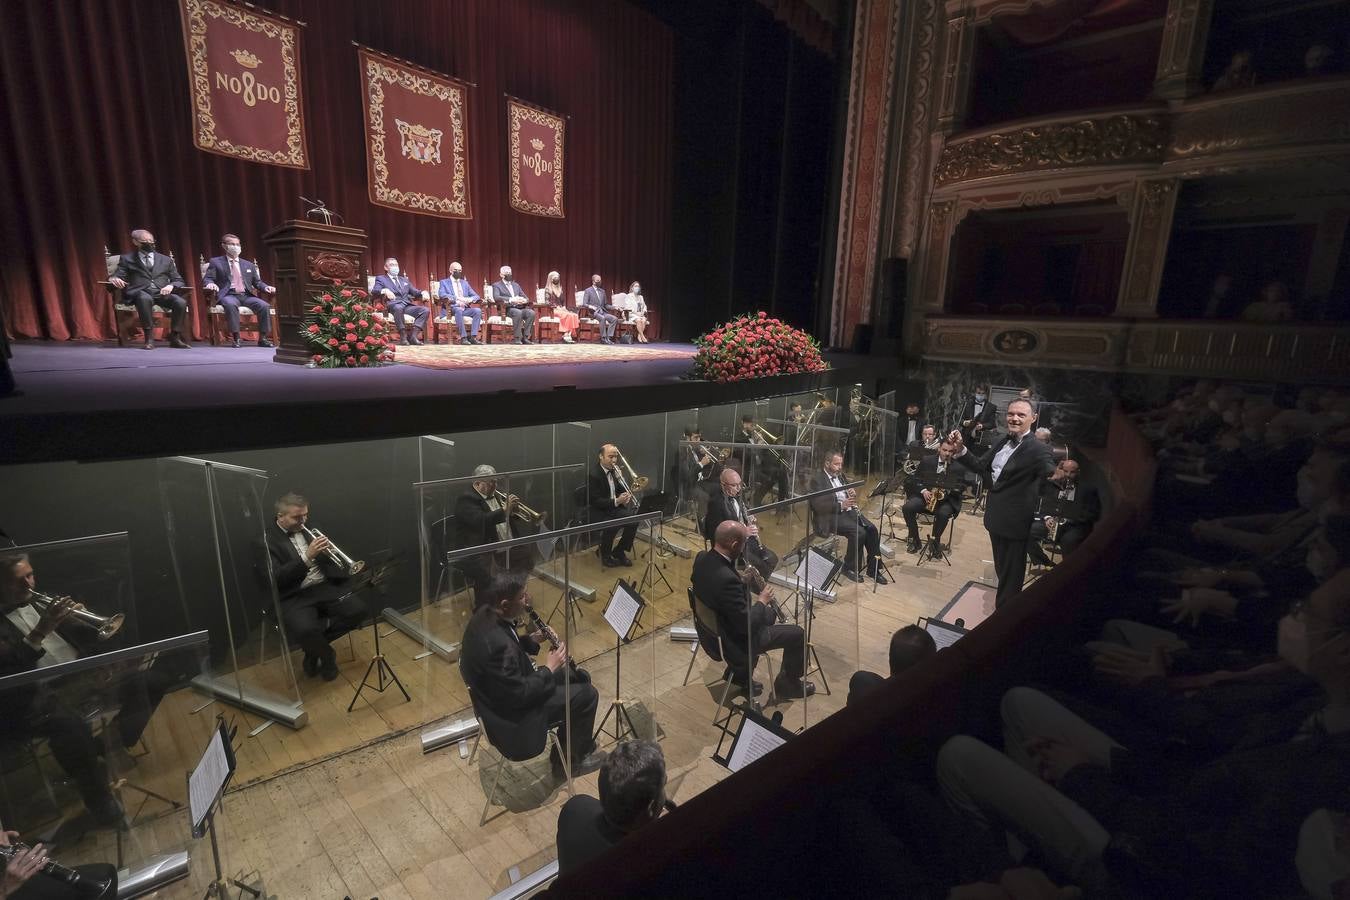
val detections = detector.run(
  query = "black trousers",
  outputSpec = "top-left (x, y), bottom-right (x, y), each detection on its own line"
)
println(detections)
top-left (0, 705), bottom-right (111, 812)
top-left (834, 511), bottom-right (881, 573)
top-left (124, 288), bottom-right (186, 336)
top-left (543, 677), bottom-right (599, 761)
top-left (279, 583), bottom-right (367, 662)
top-left (990, 534), bottom-right (1029, 608)
top-left (217, 291), bottom-right (272, 336)
top-left (901, 496), bottom-right (960, 541)
top-left (746, 459), bottom-right (790, 507)
top-left (597, 514), bottom-right (637, 560)
top-left (1027, 522), bottom-right (1090, 565)
top-left (757, 623), bottom-right (806, 678)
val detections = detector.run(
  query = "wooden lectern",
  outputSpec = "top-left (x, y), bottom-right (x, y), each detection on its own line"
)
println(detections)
top-left (262, 220), bottom-right (368, 365)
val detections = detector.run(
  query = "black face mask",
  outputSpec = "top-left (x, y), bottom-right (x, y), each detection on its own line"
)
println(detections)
top-left (139, 241), bottom-right (156, 253)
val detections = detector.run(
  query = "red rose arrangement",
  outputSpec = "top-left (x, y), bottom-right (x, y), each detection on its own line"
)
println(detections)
top-left (691, 312), bottom-right (827, 383)
top-left (302, 281), bottom-right (394, 368)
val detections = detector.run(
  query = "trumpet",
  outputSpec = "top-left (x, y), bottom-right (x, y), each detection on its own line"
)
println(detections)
top-left (301, 525), bottom-right (365, 575)
top-left (494, 490), bottom-right (545, 523)
top-left (28, 589), bottom-right (124, 640)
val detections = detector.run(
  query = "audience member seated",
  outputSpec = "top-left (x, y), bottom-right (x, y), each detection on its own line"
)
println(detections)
top-left (846, 625), bottom-right (937, 707)
top-left (1212, 49), bottom-right (1257, 91)
top-left (556, 740), bottom-right (668, 874)
top-left (1240, 280), bottom-right (1294, 322)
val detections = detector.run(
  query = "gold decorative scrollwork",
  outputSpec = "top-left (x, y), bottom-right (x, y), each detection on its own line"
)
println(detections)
top-left (935, 115), bottom-right (1167, 187)
top-left (306, 253), bottom-right (360, 283)
top-left (507, 100), bottom-right (566, 218)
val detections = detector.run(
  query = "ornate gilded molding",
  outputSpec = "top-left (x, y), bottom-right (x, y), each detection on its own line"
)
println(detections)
top-left (895, 0), bottom-right (940, 258)
top-left (1168, 79), bottom-right (1350, 162)
top-left (936, 114), bottom-right (1167, 187)
top-left (1154, 0), bottom-right (1213, 100)
top-left (1117, 178), bottom-right (1177, 316)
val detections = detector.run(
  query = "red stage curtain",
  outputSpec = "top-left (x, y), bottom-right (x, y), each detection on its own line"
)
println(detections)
top-left (0, 0), bottom-right (672, 341)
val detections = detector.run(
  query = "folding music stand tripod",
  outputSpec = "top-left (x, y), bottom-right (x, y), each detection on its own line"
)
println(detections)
top-left (594, 581), bottom-right (647, 745)
top-left (636, 493), bottom-right (674, 599)
top-left (916, 469), bottom-right (967, 568)
top-left (347, 559), bottom-right (411, 711)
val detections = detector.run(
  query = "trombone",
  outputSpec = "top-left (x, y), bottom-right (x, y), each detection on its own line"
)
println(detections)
top-left (746, 422), bottom-right (788, 468)
top-left (27, 589), bottom-right (124, 640)
top-left (494, 489), bottom-right (545, 523)
top-left (301, 525), bottom-right (366, 575)
top-left (613, 450), bottom-right (649, 508)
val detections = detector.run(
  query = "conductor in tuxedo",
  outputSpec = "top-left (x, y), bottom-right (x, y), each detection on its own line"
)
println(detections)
top-left (589, 444), bottom-right (640, 568)
top-left (1028, 458), bottom-right (1101, 566)
top-left (436, 261), bottom-right (482, 345)
top-left (492, 265), bottom-right (536, 344)
top-left (263, 493), bottom-right (367, 681)
top-left (690, 522), bottom-right (813, 698)
top-left (202, 233), bottom-right (275, 348)
top-left (958, 384), bottom-right (998, 449)
top-left (459, 575), bottom-right (604, 776)
top-left (108, 229), bottom-right (190, 350)
top-left (371, 257), bottom-right (431, 345)
top-left (949, 398), bottom-right (1056, 607)
top-left (582, 275), bottom-right (618, 344)
top-left (900, 438), bottom-right (965, 554)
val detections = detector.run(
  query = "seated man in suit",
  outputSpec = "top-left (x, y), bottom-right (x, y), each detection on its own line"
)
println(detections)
top-left (734, 415), bottom-right (791, 507)
top-left (264, 493), bottom-right (367, 681)
top-left (581, 274), bottom-right (618, 345)
top-left (703, 468), bottom-right (779, 580)
top-left (372, 257), bottom-right (431, 345)
top-left (556, 739), bottom-right (668, 874)
top-left (906, 425), bottom-right (941, 459)
top-left (901, 438), bottom-right (966, 554)
top-left (492, 265), bottom-right (536, 344)
top-left (453, 465), bottom-right (542, 588)
top-left (692, 522), bottom-right (813, 698)
top-left (1028, 458), bottom-right (1101, 567)
top-left (677, 424), bottom-right (719, 508)
top-left (459, 574), bottom-right (604, 777)
top-left (202, 233), bottom-right (275, 348)
top-left (108, 228), bottom-right (190, 350)
top-left (809, 452), bottom-right (889, 584)
top-left (846, 624), bottom-right (937, 707)
top-left (589, 444), bottom-right (640, 568)
top-left (436, 261), bottom-right (481, 345)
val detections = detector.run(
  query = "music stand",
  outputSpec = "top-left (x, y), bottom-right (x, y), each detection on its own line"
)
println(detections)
top-left (713, 706), bottom-right (794, 771)
top-left (636, 492), bottom-right (674, 598)
top-left (188, 718), bottom-right (258, 900)
top-left (594, 580), bottom-right (647, 745)
top-left (915, 469), bottom-right (966, 568)
top-left (347, 557), bottom-right (412, 712)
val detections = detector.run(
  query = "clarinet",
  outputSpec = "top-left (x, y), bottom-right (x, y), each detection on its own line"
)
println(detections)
top-left (524, 603), bottom-right (583, 679)
top-left (0, 842), bottom-right (111, 896)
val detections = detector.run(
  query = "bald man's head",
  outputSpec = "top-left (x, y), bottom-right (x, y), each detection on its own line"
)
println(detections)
top-left (714, 520), bottom-right (748, 555)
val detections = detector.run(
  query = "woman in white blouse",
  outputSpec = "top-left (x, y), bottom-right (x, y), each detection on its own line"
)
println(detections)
top-left (628, 281), bottom-right (649, 343)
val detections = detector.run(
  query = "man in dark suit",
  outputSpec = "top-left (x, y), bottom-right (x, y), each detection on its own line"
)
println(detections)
top-left (201, 233), bottom-right (275, 348)
top-left (459, 575), bottom-right (603, 776)
top-left (108, 228), bottom-right (190, 350)
top-left (734, 416), bottom-right (790, 507)
top-left (690, 522), bottom-right (813, 698)
top-left (901, 401), bottom-right (924, 448)
top-left (677, 424), bottom-right (718, 507)
top-left (589, 444), bottom-right (640, 568)
top-left (949, 398), bottom-right (1056, 607)
top-left (703, 468), bottom-right (779, 580)
top-left (846, 624), bottom-right (937, 707)
top-left (556, 739), bottom-right (667, 874)
top-left (958, 384), bottom-right (998, 450)
top-left (809, 452), bottom-right (889, 584)
top-left (581, 274), bottom-right (618, 344)
top-left (263, 493), bottom-right (367, 681)
top-left (436, 261), bottom-right (482, 345)
top-left (1028, 458), bottom-right (1101, 567)
top-left (371, 257), bottom-right (431, 345)
top-left (453, 464), bottom-right (541, 587)
top-left (901, 438), bottom-right (966, 554)
top-left (491, 265), bottom-right (536, 344)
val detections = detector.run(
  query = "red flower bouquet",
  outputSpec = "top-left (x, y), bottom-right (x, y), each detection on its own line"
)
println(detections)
top-left (302, 281), bottom-right (394, 368)
top-left (690, 312), bottom-right (827, 383)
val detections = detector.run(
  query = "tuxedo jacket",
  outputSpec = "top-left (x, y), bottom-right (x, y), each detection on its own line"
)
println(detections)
top-left (588, 463), bottom-right (634, 519)
top-left (203, 255), bottom-right (269, 298)
top-left (953, 435), bottom-right (1056, 539)
top-left (689, 549), bottom-right (774, 662)
top-left (454, 490), bottom-right (512, 549)
top-left (702, 490), bottom-right (754, 542)
top-left (806, 468), bottom-right (860, 535)
top-left (459, 603), bottom-right (551, 761)
top-left (436, 276), bottom-right (480, 305)
top-left (903, 456), bottom-right (966, 502)
top-left (1040, 480), bottom-right (1101, 528)
top-left (958, 397), bottom-right (998, 444)
top-left (901, 415), bottom-right (924, 446)
top-left (556, 795), bottom-right (626, 874)
top-left (371, 273), bottom-right (425, 304)
top-left (491, 279), bottom-right (529, 306)
top-left (112, 251), bottom-right (186, 293)
top-left (262, 524), bottom-right (349, 602)
top-left (0, 609), bottom-right (90, 679)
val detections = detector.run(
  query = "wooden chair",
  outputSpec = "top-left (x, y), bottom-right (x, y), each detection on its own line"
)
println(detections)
top-left (466, 685), bottom-right (572, 826)
top-left (366, 275), bottom-right (418, 340)
top-left (575, 290), bottom-right (602, 342)
top-left (100, 245), bottom-right (195, 346)
top-left (430, 274), bottom-right (484, 344)
top-left (533, 288), bottom-right (558, 343)
top-left (202, 255), bottom-right (277, 346)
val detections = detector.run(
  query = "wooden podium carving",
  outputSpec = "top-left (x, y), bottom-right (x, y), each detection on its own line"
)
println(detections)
top-left (262, 220), bottom-right (368, 365)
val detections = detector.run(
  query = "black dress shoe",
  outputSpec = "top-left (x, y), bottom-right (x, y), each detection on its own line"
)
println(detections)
top-left (774, 676), bottom-right (816, 699)
top-left (601, 555), bottom-right (621, 569)
top-left (88, 794), bottom-right (126, 828)
top-left (570, 748), bottom-right (608, 777)
top-left (614, 552), bottom-right (633, 567)
top-left (470, 336), bottom-right (481, 345)
top-left (871, 566), bottom-right (891, 586)
top-left (842, 568), bottom-right (865, 584)
top-left (906, 537), bottom-right (921, 554)
top-left (303, 655), bottom-right (320, 677)
top-left (320, 658), bottom-right (339, 681)
top-left (258, 338), bottom-right (274, 348)
top-left (230, 336), bottom-right (242, 348)
top-left (170, 334), bottom-right (191, 349)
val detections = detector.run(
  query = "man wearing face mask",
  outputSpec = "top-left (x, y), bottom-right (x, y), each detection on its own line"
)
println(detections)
top-left (492, 265), bottom-right (536, 344)
top-left (958, 384), bottom-right (998, 450)
top-left (108, 229), bottom-right (190, 350)
top-left (435, 262), bottom-right (481, 345)
top-left (372, 257), bottom-right (431, 345)
top-left (203, 233), bottom-right (276, 348)
top-left (581, 275), bottom-right (618, 345)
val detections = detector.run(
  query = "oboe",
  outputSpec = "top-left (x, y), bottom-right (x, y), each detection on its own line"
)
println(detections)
top-left (0, 842), bottom-right (111, 896)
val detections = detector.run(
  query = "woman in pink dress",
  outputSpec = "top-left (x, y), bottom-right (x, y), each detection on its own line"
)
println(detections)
top-left (547, 271), bottom-right (578, 342)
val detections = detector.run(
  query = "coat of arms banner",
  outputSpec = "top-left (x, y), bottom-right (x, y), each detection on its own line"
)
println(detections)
top-left (179, 0), bottom-right (309, 168)
top-left (507, 98), bottom-right (565, 218)
top-left (359, 47), bottom-right (472, 219)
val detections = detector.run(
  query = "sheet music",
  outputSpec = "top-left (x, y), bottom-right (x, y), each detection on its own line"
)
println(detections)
top-left (604, 582), bottom-right (642, 639)
top-left (726, 717), bottom-right (787, 772)
top-left (795, 548), bottom-right (836, 593)
top-left (189, 728), bottom-right (231, 830)
top-left (924, 620), bottom-right (966, 650)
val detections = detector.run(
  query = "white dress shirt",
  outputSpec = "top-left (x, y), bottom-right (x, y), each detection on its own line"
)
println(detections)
top-left (6, 605), bottom-right (78, 667)
top-left (990, 436), bottom-right (1025, 485)
top-left (289, 531), bottom-right (326, 589)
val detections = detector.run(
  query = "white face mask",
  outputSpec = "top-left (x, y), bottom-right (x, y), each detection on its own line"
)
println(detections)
top-left (388, 266), bottom-right (400, 277)
top-left (1298, 809), bottom-right (1350, 900)
top-left (224, 244), bottom-right (241, 258)
top-left (974, 393), bottom-right (986, 403)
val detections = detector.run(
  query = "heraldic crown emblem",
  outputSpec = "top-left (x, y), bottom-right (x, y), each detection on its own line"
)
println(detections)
top-left (530, 137), bottom-right (545, 151)
top-left (230, 49), bottom-right (262, 69)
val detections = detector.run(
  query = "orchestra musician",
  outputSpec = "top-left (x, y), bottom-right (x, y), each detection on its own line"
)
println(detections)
top-left (435, 262), bottom-right (482, 345)
top-left (900, 438), bottom-right (965, 554)
top-left (589, 445), bottom-right (640, 568)
top-left (1027, 458), bottom-right (1101, 567)
top-left (959, 384), bottom-right (998, 450)
top-left (453, 465), bottom-right (545, 587)
top-left (201, 233), bottom-right (276, 348)
top-left (909, 425), bottom-right (941, 457)
top-left (491, 266), bottom-right (536, 344)
top-left (459, 574), bottom-right (605, 777)
top-left (703, 468), bottom-right (780, 581)
top-left (582, 275), bottom-right (618, 345)
top-left (627, 282), bottom-right (649, 343)
top-left (902, 401), bottom-right (924, 447)
top-left (809, 452), bottom-right (889, 585)
top-left (372, 257), bottom-right (431, 346)
top-left (678, 424), bottom-right (719, 505)
top-left (735, 415), bottom-right (791, 507)
top-left (263, 493), bottom-right (367, 681)
top-left (0, 821), bottom-right (117, 900)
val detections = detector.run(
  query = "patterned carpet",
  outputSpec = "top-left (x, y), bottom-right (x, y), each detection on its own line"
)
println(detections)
top-left (395, 342), bottom-right (696, 370)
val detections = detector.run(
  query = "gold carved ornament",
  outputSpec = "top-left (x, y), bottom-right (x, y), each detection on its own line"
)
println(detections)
top-left (935, 115), bottom-right (1167, 187)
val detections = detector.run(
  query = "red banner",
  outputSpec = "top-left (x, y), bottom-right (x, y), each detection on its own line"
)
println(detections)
top-left (359, 48), bottom-right (472, 219)
top-left (179, 0), bottom-right (308, 168)
top-left (507, 98), bottom-right (565, 218)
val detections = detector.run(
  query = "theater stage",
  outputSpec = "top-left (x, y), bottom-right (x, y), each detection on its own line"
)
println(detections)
top-left (0, 340), bottom-right (888, 465)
